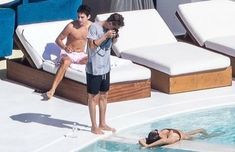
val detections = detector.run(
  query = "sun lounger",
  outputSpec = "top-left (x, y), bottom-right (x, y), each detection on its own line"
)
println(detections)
top-left (6, 3), bottom-right (151, 105)
top-left (96, 9), bottom-right (232, 93)
top-left (8, 19), bottom-right (151, 105)
top-left (176, 0), bottom-right (235, 76)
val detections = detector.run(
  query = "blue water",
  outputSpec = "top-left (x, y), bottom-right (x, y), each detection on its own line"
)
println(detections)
top-left (80, 140), bottom-right (194, 152)
top-left (80, 105), bottom-right (235, 152)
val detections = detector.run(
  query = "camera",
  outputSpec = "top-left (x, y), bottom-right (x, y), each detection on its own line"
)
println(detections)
top-left (113, 28), bottom-right (119, 38)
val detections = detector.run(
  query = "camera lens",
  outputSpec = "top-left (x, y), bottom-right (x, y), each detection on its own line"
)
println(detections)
top-left (113, 28), bottom-right (119, 38)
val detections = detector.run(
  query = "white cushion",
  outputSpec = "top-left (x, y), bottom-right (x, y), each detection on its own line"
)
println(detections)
top-left (96, 9), bottom-right (177, 57)
top-left (0, 0), bottom-right (15, 5)
top-left (206, 36), bottom-right (235, 57)
top-left (43, 62), bottom-right (87, 84)
top-left (121, 42), bottom-right (230, 75)
top-left (43, 56), bottom-right (151, 84)
top-left (16, 20), bottom-right (72, 69)
top-left (110, 59), bottom-right (151, 83)
top-left (177, 0), bottom-right (235, 46)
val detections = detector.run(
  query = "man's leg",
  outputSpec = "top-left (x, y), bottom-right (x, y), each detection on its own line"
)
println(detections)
top-left (86, 73), bottom-right (104, 134)
top-left (98, 91), bottom-right (116, 132)
top-left (88, 93), bottom-right (104, 134)
top-left (46, 56), bottom-right (72, 99)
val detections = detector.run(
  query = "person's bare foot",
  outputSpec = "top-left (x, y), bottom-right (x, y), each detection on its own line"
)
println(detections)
top-left (47, 89), bottom-right (55, 99)
top-left (42, 90), bottom-right (54, 100)
top-left (91, 127), bottom-right (104, 134)
top-left (99, 124), bottom-right (116, 133)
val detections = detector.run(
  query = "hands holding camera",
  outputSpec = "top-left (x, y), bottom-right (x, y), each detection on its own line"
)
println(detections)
top-left (105, 28), bottom-right (119, 39)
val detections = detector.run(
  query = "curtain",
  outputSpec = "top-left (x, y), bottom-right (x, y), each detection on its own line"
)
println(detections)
top-left (110, 0), bottom-right (154, 12)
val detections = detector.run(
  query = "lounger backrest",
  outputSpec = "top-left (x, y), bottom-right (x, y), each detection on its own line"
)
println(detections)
top-left (16, 20), bottom-right (72, 69)
top-left (177, 0), bottom-right (235, 46)
top-left (96, 9), bottom-right (177, 57)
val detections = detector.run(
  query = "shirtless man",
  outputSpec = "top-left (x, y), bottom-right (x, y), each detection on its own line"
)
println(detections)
top-left (45, 5), bottom-right (92, 99)
top-left (139, 128), bottom-right (208, 148)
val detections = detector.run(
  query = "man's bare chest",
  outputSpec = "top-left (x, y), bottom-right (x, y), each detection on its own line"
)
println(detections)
top-left (69, 28), bottom-right (88, 40)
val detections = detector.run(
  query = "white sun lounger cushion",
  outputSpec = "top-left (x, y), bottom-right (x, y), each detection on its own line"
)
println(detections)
top-left (96, 9), bottom-right (177, 57)
top-left (177, 0), bottom-right (235, 46)
top-left (43, 56), bottom-right (151, 84)
top-left (205, 36), bottom-right (235, 57)
top-left (121, 42), bottom-right (230, 75)
top-left (16, 20), bottom-right (72, 69)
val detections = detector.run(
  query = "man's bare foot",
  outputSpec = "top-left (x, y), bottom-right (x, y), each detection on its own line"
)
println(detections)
top-left (41, 90), bottom-right (54, 101)
top-left (99, 124), bottom-right (116, 133)
top-left (91, 127), bottom-right (104, 134)
top-left (46, 90), bottom-right (54, 100)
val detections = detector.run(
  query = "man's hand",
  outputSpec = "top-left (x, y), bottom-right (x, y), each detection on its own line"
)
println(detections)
top-left (65, 46), bottom-right (73, 53)
top-left (105, 30), bottom-right (118, 39)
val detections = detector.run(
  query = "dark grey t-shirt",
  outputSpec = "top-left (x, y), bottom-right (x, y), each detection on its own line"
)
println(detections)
top-left (86, 22), bottom-right (112, 75)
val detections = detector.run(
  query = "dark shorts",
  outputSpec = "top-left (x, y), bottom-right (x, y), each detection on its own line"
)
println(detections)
top-left (86, 72), bottom-right (110, 95)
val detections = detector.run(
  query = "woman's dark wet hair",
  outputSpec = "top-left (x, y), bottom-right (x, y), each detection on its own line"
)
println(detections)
top-left (77, 5), bottom-right (91, 17)
top-left (146, 129), bottom-right (161, 144)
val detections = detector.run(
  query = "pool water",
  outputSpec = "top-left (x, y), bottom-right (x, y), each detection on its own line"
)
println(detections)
top-left (123, 105), bottom-right (235, 145)
top-left (80, 140), bottom-right (194, 152)
top-left (80, 105), bottom-right (235, 152)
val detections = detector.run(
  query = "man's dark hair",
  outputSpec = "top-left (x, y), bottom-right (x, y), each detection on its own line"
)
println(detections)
top-left (107, 13), bottom-right (124, 27)
top-left (77, 5), bottom-right (91, 17)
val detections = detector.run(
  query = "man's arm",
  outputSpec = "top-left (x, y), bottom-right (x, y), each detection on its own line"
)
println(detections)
top-left (88, 30), bottom-right (117, 49)
top-left (87, 34), bottom-right (108, 49)
top-left (55, 23), bottom-right (72, 52)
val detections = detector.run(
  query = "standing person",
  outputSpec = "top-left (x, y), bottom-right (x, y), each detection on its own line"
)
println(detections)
top-left (86, 13), bottom-right (124, 134)
top-left (45, 5), bottom-right (92, 100)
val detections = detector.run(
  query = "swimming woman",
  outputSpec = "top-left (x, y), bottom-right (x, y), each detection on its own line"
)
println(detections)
top-left (139, 128), bottom-right (208, 148)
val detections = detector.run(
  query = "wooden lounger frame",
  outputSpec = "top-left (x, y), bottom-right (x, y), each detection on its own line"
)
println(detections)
top-left (150, 66), bottom-right (231, 94)
top-left (6, 35), bottom-right (151, 105)
top-left (176, 12), bottom-right (235, 76)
